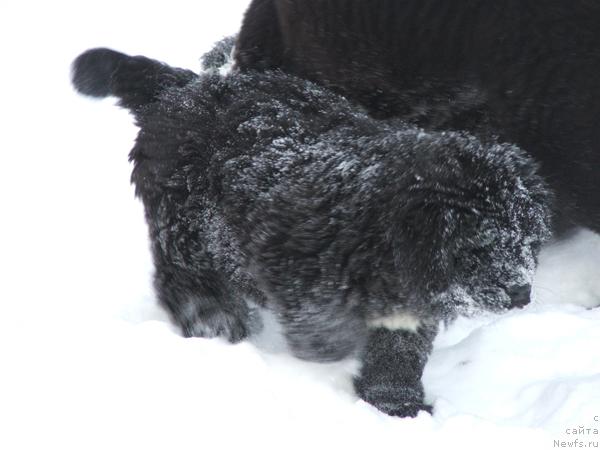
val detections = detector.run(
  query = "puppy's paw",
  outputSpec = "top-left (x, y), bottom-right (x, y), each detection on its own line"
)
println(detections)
top-left (354, 379), bottom-right (432, 418)
top-left (385, 400), bottom-right (433, 418)
top-left (178, 303), bottom-right (262, 343)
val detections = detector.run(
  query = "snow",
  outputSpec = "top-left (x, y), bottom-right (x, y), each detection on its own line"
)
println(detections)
top-left (1, 1), bottom-right (599, 449)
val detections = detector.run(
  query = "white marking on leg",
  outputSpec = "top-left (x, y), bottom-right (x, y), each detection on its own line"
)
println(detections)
top-left (367, 313), bottom-right (421, 332)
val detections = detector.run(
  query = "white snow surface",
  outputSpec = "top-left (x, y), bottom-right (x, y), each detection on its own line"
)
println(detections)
top-left (2, 1), bottom-right (599, 449)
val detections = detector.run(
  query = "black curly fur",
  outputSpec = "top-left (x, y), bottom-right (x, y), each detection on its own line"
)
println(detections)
top-left (201, 36), bottom-right (237, 72)
top-left (72, 47), bottom-right (551, 417)
top-left (235, 0), bottom-right (600, 235)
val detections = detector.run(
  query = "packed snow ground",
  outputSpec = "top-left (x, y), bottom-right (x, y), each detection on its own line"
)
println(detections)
top-left (2, 1), bottom-right (599, 449)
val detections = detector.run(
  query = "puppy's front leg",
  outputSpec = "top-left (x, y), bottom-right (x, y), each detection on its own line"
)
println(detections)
top-left (354, 320), bottom-right (438, 417)
top-left (275, 299), bottom-right (367, 363)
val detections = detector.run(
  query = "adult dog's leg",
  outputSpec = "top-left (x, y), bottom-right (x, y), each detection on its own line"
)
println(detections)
top-left (235, 0), bottom-right (285, 70)
top-left (354, 321), bottom-right (438, 417)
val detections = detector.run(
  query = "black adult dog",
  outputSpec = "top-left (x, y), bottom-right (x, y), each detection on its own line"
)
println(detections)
top-left (72, 47), bottom-right (550, 417)
top-left (235, 0), bottom-right (600, 235)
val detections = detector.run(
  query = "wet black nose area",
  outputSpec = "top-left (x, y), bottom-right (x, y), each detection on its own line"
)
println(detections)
top-left (507, 284), bottom-right (532, 309)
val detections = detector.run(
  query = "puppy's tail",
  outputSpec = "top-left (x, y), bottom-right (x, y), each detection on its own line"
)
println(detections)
top-left (71, 48), bottom-right (197, 110)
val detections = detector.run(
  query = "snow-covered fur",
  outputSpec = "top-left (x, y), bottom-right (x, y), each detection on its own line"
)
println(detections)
top-left (235, 0), bottom-right (600, 235)
top-left (71, 47), bottom-right (551, 417)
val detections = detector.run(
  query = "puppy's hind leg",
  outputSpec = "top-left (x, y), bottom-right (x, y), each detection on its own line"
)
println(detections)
top-left (354, 320), bottom-right (438, 417)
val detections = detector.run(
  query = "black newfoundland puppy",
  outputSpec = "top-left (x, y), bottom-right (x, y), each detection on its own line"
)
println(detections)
top-left (72, 47), bottom-right (550, 417)
top-left (235, 0), bottom-right (600, 235)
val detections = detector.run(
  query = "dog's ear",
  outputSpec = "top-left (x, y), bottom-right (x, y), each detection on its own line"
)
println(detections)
top-left (388, 189), bottom-right (472, 294)
top-left (71, 48), bottom-right (198, 111)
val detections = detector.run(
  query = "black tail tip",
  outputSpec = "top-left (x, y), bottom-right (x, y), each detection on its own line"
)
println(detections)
top-left (71, 48), bottom-right (128, 98)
